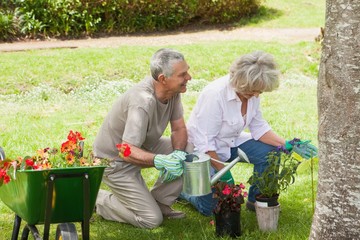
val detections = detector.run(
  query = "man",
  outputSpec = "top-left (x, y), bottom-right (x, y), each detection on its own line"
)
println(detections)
top-left (93, 48), bottom-right (191, 229)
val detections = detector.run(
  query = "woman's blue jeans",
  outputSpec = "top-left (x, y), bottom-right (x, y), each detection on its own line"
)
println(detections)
top-left (179, 139), bottom-right (277, 216)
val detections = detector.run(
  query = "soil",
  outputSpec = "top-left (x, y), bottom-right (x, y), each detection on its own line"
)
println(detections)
top-left (0, 27), bottom-right (321, 52)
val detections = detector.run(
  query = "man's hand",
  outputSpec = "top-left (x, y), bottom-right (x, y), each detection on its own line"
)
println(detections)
top-left (170, 150), bottom-right (187, 161)
top-left (154, 153), bottom-right (185, 182)
top-left (285, 138), bottom-right (318, 160)
top-left (159, 169), bottom-right (180, 183)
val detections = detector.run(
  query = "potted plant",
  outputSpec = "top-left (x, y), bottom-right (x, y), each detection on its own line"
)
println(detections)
top-left (247, 145), bottom-right (300, 231)
top-left (212, 182), bottom-right (248, 238)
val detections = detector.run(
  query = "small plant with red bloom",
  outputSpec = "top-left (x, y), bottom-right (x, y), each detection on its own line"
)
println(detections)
top-left (116, 143), bottom-right (131, 158)
top-left (0, 130), bottom-right (107, 187)
top-left (213, 182), bottom-right (248, 214)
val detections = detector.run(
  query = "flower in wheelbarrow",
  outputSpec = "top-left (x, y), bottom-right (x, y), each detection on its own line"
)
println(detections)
top-left (25, 158), bottom-right (38, 169)
top-left (0, 130), bottom-right (108, 187)
top-left (213, 182), bottom-right (248, 214)
top-left (54, 130), bottom-right (105, 167)
top-left (116, 143), bottom-right (131, 158)
top-left (22, 147), bottom-right (55, 170)
top-left (0, 165), bottom-right (11, 184)
top-left (60, 130), bottom-right (85, 166)
top-left (0, 160), bottom-right (17, 186)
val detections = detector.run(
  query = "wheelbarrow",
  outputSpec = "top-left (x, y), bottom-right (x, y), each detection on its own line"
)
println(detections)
top-left (0, 146), bottom-right (105, 240)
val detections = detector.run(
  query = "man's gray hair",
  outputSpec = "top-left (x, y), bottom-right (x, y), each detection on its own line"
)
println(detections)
top-left (150, 48), bottom-right (185, 80)
top-left (229, 51), bottom-right (280, 93)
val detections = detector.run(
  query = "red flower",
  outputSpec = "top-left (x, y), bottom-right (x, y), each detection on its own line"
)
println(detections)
top-left (3, 161), bottom-right (10, 168)
top-left (67, 130), bottom-right (76, 142)
top-left (76, 132), bottom-right (85, 141)
top-left (25, 158), bottom-right (34, 167)
top-left (123, 146), bottom-right (131, 157)
top-left (213, 182), bottom-right (247, 214)
top-left (67, 130), bottom-right (85, 142)
top-left (0, 169), bottom-right (11, 184)
top-left (222, 185), bottom-right (231, 195)
top-left (233, 190), bottom-right (241, 198)
top-left (3, 174), bottom-right (10, 184)
top-left (116, 143), bottom-right (132, 158)
top-left (61, 140), bottom-right (76, 153)
top-left (0, 169), bottom-right (6, 178)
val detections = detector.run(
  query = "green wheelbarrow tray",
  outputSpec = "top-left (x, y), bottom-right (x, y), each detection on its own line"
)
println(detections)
top-left (0, 166), bottom-right (105, 225)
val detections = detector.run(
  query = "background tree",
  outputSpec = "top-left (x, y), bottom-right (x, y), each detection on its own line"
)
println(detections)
top-left (310, 0), bottom-right (360, 239)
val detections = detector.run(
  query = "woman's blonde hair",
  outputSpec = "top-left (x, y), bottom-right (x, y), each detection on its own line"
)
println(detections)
top-left (229, 51), bottom-right (280, 93)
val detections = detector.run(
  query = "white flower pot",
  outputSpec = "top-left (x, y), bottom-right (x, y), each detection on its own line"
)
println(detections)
top-left (255, 202), bottom-right (280, 232)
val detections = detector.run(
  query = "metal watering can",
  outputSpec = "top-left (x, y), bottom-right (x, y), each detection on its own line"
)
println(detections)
top-left (182, 149), bottom-right (249, 196)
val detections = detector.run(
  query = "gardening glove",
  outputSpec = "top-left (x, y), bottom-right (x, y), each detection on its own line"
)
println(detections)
top-left (285, 138), bottom-right (318, 161)
top-left (154, 153), bottom-right (184, 183)
top-left (160, 169), bottom-right (181, 183)
top-left (158, 150), bottom-right (187, 182)
top-left (218, 170), bottom-right (235, 184)
top-left (170, 149), bottom-right (188, 161)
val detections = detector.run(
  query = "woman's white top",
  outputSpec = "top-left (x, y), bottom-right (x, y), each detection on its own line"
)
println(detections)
top-left (187, 75), bottom-right (271, 161)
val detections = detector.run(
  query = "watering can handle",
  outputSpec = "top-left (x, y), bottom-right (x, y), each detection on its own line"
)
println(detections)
top-left (0, 147), bottom-right (5, 160)
top-left (210, 148), bottom-right (249, 185)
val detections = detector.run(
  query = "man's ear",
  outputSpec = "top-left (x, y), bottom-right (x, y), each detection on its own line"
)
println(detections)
top-left (158, 74), bottom-right (167, 84)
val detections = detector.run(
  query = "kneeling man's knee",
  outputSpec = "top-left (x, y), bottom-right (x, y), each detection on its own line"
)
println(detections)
top-left (138, 211), bottom-right (163, 229)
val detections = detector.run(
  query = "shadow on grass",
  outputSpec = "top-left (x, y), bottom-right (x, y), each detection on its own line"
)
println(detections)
top-left (92, 6), bottom-right (284, 39)
top-left (234, 6), bottom-right (283, 27)
top-left (90, 208), bottom-right (215, 239)
top-left (140, 6), bottom-right (282, 35)
top-left (89, 200), bottom-right (261, 240)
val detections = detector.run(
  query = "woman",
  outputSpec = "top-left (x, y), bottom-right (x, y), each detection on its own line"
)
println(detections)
top-left (182, 51), bottom-right (316, 215)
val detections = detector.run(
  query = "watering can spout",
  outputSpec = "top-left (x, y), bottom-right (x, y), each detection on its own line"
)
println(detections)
top-left (210, 149), bottom-right (249, 185)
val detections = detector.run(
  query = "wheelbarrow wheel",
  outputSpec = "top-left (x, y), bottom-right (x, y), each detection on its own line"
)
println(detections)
top-left (55, 223), bottom-right (78, 240)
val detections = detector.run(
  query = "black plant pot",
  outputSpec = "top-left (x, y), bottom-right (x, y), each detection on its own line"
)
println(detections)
top-left (255, 194), bottom-right (279, 207)
top-left (215, 211), bottom-right (241, 238)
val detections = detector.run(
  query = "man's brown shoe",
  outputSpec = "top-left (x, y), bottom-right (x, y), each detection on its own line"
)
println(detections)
top-left (158, 202), bottom-right (186, 219)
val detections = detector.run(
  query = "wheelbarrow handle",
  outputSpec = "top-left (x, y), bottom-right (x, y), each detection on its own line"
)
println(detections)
top-left (79, 141), bottom-right (84, 158)
top-left (0, 147), bottom-right (5, 160)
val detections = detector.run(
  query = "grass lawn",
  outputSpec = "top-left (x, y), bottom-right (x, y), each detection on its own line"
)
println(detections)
top-left (0, 41), bottom-right (320, 240)
top-left (248, 0), bottom-right (325, 28)
top-left (0, 0), bottom-right (324, 239)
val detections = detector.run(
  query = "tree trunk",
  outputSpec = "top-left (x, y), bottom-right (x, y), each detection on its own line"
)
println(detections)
top-left (310, 0), bottom-right (360, 239)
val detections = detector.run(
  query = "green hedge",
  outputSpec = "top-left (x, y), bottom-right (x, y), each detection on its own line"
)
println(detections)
top-left (0, 0), bottom-right (262, 41)
top-left (196, 0), bottom-right (261, 23)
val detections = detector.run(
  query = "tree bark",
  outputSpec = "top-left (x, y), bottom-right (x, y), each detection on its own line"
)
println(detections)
top-left (310, 0), bottom-right (360, 239)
